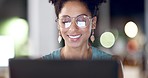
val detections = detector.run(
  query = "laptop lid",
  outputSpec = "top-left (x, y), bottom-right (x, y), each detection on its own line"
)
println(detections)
top-left (9, 59), bottom-right (119, 78)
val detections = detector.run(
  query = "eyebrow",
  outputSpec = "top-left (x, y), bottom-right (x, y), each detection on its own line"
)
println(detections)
top-left (60, 14), bottom-right (89, 18)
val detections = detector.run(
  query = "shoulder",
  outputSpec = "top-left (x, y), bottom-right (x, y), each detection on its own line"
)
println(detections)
top-left (41, 48), bottom-right (61, 60)
top-left (91, 46), bottom-right (112, 60)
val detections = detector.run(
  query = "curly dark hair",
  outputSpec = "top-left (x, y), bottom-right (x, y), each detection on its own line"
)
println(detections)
top-left (49, 0), bottom-right (106, 17)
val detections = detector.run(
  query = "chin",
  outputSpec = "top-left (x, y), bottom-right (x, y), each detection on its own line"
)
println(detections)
top-left (67, 43), bottom-right (81, 48)
top-left (69, 45), bottom-right (80, 48)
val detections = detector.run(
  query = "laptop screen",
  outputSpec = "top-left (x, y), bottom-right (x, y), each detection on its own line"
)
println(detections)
top-left (9, 59), bottom-right (119, 78)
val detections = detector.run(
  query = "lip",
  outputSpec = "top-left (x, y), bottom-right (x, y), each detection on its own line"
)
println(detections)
top-left (68, 34), bottom-right (82, 39)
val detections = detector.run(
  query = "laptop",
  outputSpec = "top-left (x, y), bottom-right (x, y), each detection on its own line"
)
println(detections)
top-left (9, 59), bottom-right (120, 78)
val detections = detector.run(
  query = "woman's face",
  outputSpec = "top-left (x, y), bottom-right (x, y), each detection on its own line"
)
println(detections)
top-left (58, 1), bottom-right (97, 48)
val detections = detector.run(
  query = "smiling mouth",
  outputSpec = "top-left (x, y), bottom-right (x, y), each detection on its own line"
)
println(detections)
top-left (68, 35), bottom-right (81, 39)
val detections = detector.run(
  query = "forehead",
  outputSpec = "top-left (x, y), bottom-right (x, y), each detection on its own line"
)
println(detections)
top-left (58, 1), bottom-right (91, 18)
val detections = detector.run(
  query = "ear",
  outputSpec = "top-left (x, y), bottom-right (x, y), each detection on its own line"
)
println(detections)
top-left (92, 16), bottom-right (97, 29)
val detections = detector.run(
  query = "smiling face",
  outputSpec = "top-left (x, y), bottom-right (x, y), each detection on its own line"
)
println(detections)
top-left (58, 1), bottom-right (97, 48)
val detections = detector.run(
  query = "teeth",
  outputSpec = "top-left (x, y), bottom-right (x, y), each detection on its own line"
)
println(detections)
top-left (69, 35), bottom-right (81, 38)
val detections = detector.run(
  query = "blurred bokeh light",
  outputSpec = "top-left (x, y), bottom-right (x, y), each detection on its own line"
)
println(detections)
top-left (124, 21), bottom-right (138, 38)
top-left (100, 32), bottom-right (115, 48)
top-left (0, 17), bottom-right (29, 57)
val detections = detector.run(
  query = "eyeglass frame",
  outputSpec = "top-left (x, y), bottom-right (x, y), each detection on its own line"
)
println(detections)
top-left (55, 14), bottom-right (93, 29)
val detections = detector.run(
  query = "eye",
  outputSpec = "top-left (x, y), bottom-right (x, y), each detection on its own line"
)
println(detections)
top-left (76, 15), bottom-right (89, 27)
top-left (77, 17), bottom-right (86, 22)
top-left (62, 19), bottom-right (71, 24)
top-left (61, 18), bottom-right (71, 28)
top-left (76, 15), bottom-right (89, 23)
top-left (60, 16), bottom-right (71, 23)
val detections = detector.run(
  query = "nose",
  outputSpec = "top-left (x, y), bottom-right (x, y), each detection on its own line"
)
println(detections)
top-left (68, 19), bottom-right (79, 31)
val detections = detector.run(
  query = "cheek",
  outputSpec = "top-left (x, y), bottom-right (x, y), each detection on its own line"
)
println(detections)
top-left (85, 24), bottom-right (92, 33)
top-left (82, 26), bottom-right (91, 35)
top-left (60, 25), bottom-right (92, 36)
top-left (60, 28), bottom-right (68, 36)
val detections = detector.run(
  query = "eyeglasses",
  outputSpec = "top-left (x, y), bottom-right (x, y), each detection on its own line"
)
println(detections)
top-left (56, 14), bottom-right (92, 28)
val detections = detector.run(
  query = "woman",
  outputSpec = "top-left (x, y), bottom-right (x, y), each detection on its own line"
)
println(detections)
top-left (42, 0), bottom-right (112, 60)
top-left (42, 0), bottom-right (123, 78)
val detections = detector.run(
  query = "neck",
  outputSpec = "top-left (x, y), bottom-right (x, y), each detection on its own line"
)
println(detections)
top-left (61, 45), bottom-right (92, 60)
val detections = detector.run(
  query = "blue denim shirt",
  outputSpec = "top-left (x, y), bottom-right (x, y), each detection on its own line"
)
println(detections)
top-left (42, 46), bottom-right (112, 60)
